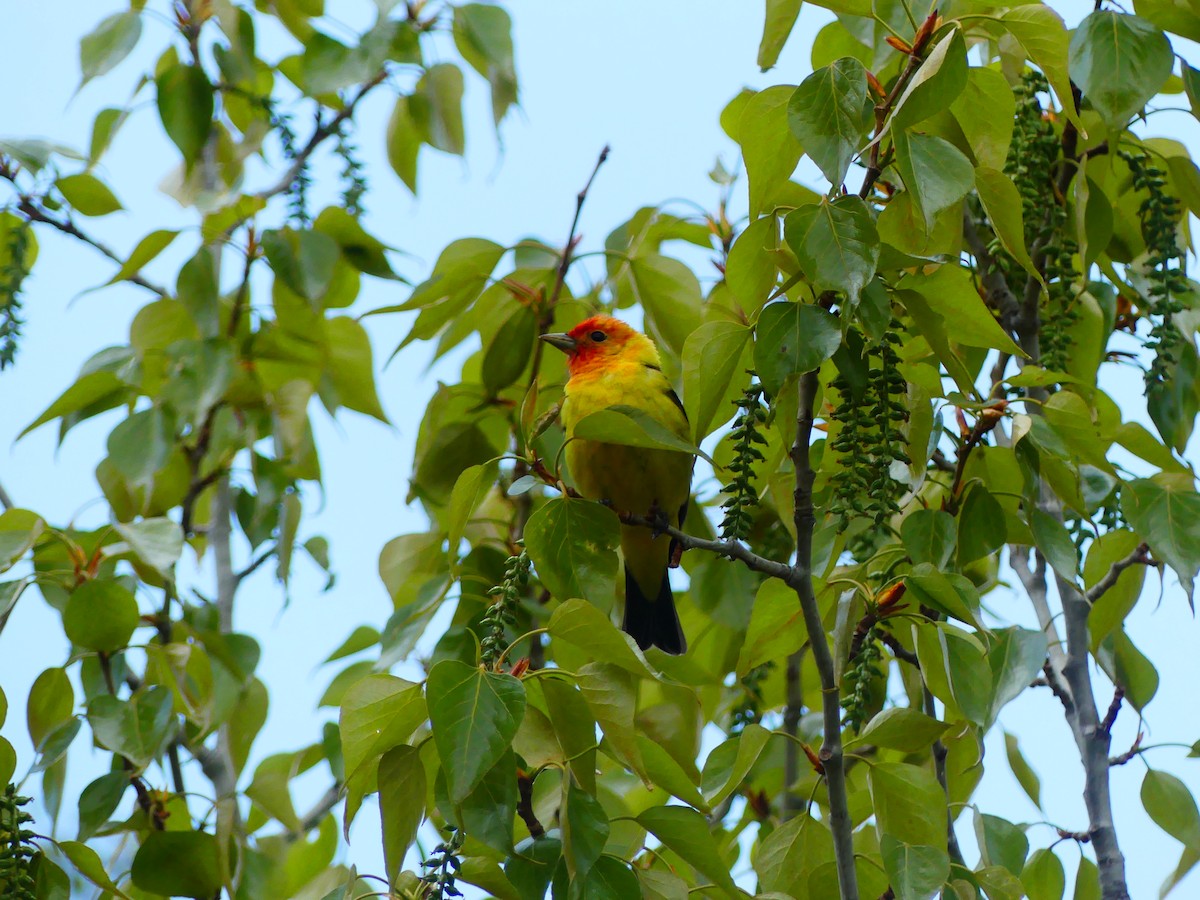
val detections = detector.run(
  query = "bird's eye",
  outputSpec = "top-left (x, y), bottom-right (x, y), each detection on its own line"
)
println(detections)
top-left (590, 330), bottom-right (607, 342)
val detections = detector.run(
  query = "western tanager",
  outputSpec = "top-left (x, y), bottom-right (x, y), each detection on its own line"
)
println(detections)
top-left (540, 316), bottom-right (692, 654)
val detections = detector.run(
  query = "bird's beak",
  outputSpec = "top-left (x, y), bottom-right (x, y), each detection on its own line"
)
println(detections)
top-left (539, 332), bottom-right (577, 353)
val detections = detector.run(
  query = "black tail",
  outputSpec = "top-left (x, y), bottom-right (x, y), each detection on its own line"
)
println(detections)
top-left (622, 567), bottom-right (687, 655)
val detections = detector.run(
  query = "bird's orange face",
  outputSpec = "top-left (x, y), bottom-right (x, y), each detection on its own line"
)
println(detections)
top-left (540, 315), bottom-right (638, 376)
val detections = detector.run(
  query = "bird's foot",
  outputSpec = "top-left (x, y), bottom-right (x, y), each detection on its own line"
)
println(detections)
top-left (647, 503), bottom-right (670, 538)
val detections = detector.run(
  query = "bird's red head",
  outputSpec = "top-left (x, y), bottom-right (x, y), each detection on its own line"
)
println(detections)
top-left (541, 315), bottom-right (646, 376)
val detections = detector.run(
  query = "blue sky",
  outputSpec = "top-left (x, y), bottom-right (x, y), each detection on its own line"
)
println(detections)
top-left (1, 1), bottom-right (1198, 896)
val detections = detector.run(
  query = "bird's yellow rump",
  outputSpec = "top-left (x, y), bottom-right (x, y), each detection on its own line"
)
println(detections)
top-left (540, 316), bottom-right (693, 654)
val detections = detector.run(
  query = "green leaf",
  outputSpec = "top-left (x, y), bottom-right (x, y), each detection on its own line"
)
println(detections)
top-left (547, 599), bottom-right (654, 677)
top-left (1021, 848), bottom-right (1065, 900)
top-left (579, 857), bottom-right (641, 899)
top-left (987, 628), bottom-right (1048, 726)
top-left (64, 579), bottom-right (139, 653)
top-left (783, 196), bottom-right (879, 306)
top-left (623, 254), bottom-right (703, 357)
top-left (482, 303), bottom-right (535, 396)
top-left (1085, 529), bottom-right (1147, 650)
top-left (736, 578), bottom-right (807, 676)
top-left (1135, 0), bottom-right (1200, 41)
top-left (753, 812), bottom-right (835, 896)
top-left (26, 667), bottom-right (73, 748)
top-left (130, 831), bottom-right (222, 899)
top-left (0, 511), bottom-right (44, 573)
top-left (0, 737), bottom-right (13, 786)
top-left (30, 719), bottom-right (80, 775)
top-left (106, 407), bottom-right (169, 490)
top-left (893, 129), bottom-right (974, 229)
top-left (724, 215), bottom-right (780, 312)
top-left (974, 812), bottom-right (1029, 877)
top-left (459, 750), bottom-right (518, 854)
top-left (868, 762), bottom-right (947, 849)
top-left (682, 321), bottom-right (753, 442)
top-left (1121, 474), bottom-right (1200, 608)
top-left (906, 565), bottom-right (983, 631)
top-left (575, 661), bottom-right (646, 780)
top-left (754, 300), bottom-right (841, 397)
top-left (734, 85), bottom-right (804, 218)
top-left (452, 4), bottom-right (518, 124)
top-left (1073, 857), bottom-right (1100, 900)
top-left (155, 63), bottom-right (213, 165)
top-left (1142, 769), bottom-right (1200, 848)
top-left (1069, 11), bottom-right (1173, 130)
top-left (323, 316), bottom-right (388, 421)
top-left (1004, 732), bottom-right (1042, 810)
top-left (77, 771), bottom-right (130, 841)
top-left (1030, 508), bottom-right (1080, 583)
top-left (637, 734), bottom-right (707, 810)
top-left (386, 94), bottom-right (421, 192)
top-left (850, 708), bottom-right (950, 753)
top-left (86, 686), bottom-right (174, 769)
top-left (975, 166), bottom-right (1039, 280)
top-left (890, 29), bottom-right (968, 129)
top-left (89, 106), bottom-right (129, 164)
top-left (880, 835), bottom-right (950, 900)
top-left (563, 782), bottom-right (609, 878)
top-left (637, 806), bottom-right (739, 895)
top-left (338, 674), bottom-right (425, 780)
top-left (56, 173), bottom-right (122, 216)
top-left (446, 462), bottom-right (499, 565)
top-left (758, 0), bottom-right (802, 70)
top-left (525, 498), bottom-right (620, 608)
top-left (105, 230), bottom-right (178, 286)
top-left (263, 228), bottom-right (341, 303)
top-left (416, 63), bottom-right (465, 155)
top-left (700, 723), bottom-right (772, 806)
top-left (426, 659), bottom-right (525, 803)
top-left (901, 509), bottom-right (956, 568)
top-left (60, 840), bottom-right (132, 899)
top-left (900, 263), bottom-right (1024, 356)
top-left (1002, 5), bottom-right (1078, 125)
top-left (115, 518), bottom-right (183, 574)
top-left (80, 11), bottom-right (142, 84)
top-left (20, 371), bottom-right (127, 439)
top-left (573, 405), bottom-right (712, 462)
top-left (950, 69), bottom-right (1014, 169)
top-left (787, 57), bottom-right (873, 186)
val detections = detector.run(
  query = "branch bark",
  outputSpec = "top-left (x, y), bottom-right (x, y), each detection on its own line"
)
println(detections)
top-left (788, 371), bottom-right (858, 900)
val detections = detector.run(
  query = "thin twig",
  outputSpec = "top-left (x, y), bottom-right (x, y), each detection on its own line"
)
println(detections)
top-left (1099, 687), bottom-right (1124, 736)
top-left (0, 479), bottom-right (13, 510)
top-left (1086, 543), bottom-right (1152, 603)
top-left (10, 197), bottom-right (169, 296)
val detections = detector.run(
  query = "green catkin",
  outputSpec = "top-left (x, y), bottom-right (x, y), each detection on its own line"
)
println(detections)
top-left (829, 328), bottom-right (909, 537)
top-left (479, 546), bottom-right (530, 668)
top-left (720, 376), bottom-right (768, 542)
top-left (335, 124), bottom-right (368, 216)
top-left (0, 784), bottom-right (37, 900)
top-left (1000, 70), bottom-right (1078, 375)
top-left (842, 622), bottom-right (883, 733)
top-left (1122, 149), bottom-right (1188, 391)
top-left (0, 216), bottom-right (31, 370)
top-left (420, 825), bottom-right (465, 898)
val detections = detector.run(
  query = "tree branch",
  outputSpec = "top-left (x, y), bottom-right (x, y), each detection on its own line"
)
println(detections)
top-left (782, 648), bottom-right (805, 820)
top-left (1086, 543), bottom-right (1152, 603)
top-left (254, 70), bottom-right (390, 205)
top-left (1009, 547), bottom-right (1069, 687)
top-left (788, 370), bottom-right (858, 900)
top-left (9, 196), bottom-right (169, 297)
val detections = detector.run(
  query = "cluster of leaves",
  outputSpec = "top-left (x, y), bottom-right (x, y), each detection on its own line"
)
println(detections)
top-left (3, 0), bottom-right (1200, 899)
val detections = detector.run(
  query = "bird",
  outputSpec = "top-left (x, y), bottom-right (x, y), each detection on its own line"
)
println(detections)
top-left (539, 315), bottom-right (693, 654)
